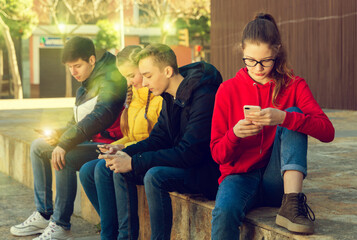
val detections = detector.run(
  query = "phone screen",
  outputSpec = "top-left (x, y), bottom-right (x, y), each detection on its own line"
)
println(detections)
top-left (34, 129), bottom-right (53, 137)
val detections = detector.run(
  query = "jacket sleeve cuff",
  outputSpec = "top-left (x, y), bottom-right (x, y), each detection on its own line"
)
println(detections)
top-left (227, 128), bottom-right (241, 144)
top-left (131, 155), bottom-right (136, 174)
top-left (131, 153), bottom-right (144, 175)
top-left (57, 142), bottom-right (71, 152)
top-left (280, 111), bottom-right (293, 128)
top-left (122, 147), bottom-right (135, 157)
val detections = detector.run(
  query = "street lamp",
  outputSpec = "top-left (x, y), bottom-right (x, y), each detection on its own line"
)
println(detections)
top-left (119, 0), bottom-right (125, 49)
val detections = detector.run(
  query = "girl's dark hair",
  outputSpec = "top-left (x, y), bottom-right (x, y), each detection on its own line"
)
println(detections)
top-left (62, 36), bottom-right (96, 63)
top-left (116, 45), bottom-right (153, 136)
top-left (242, 13), bottom-right (293, 106)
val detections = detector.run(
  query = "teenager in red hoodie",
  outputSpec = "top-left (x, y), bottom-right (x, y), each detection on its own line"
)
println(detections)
top-left (210, 13), bottom-right (335, 239)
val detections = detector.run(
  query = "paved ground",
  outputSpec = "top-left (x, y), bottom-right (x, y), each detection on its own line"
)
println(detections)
top-left (0, 172), bottom-right (100, 240)
top-left (0, 102), bottom-right (99, 240)
top-left (300, 110), bottom-right (357, 239)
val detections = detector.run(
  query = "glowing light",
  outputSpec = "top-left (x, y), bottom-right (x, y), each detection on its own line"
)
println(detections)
top-left (58, 23), bottom-right (66, 33)
top-left (114, 23), bottom-right (121, 31)
top-left (43, 129), bottom-right (53, 137)
top-left (163, 22), bottom-right (172, 32)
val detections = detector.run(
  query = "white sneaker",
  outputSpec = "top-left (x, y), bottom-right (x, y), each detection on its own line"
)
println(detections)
top-left (33, 221), bottom-right (74, 240)
top-left (10, 211), bottom-right (49, 236)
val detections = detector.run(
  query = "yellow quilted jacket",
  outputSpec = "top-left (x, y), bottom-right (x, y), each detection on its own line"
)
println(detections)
top-left (112, 87), bottom-right (162, 147)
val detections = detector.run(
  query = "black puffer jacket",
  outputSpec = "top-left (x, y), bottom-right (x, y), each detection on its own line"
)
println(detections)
top-left (123, 61), bottom-right (222, 199)
top-left (58, 52), bottom-right (127, 152)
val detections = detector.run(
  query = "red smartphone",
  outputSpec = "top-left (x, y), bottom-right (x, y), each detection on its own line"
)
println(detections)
top-left (243, 105), bottom-right (261, 119)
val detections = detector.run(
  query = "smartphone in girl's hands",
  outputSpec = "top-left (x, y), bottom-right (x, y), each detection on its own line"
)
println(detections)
top-left (243, 105), bottom-right (261, 119)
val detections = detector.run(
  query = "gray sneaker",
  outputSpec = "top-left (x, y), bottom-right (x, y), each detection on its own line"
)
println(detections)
top-left (33, 221), bottom-right (74, 240)
top-left (10, 211), bottom-right (49, 236)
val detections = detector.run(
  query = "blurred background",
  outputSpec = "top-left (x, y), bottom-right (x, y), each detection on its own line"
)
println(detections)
top-left (0, 0), bottom-right (356, 110)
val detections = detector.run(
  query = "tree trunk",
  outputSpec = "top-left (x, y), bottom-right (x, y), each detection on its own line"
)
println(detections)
top-left (160, 32), bottom-right (168, 44)
top-left (160, 26), bottom-right (168, 44)
top-left (0, 49), bottom-right (3, 94)
top-left (0, 16), bottom-right (23, 99)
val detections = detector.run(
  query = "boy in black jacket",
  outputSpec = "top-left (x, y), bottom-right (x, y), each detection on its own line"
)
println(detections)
top-left (102, 43), bottom-right (222, 239)
top-left (10, 37), bottom-right (127, 240)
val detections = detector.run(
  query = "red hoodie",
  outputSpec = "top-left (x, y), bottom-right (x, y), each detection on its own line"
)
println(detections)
top-left (210, 68), bottom-right (335, 184)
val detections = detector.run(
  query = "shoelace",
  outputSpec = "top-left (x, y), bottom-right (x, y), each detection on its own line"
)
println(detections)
top-left (39, 222), bottom-right (57, 239)
top-left (23, 212), bottom-right (37, 225)
top-left (297, 193), bottom-right (316, 221)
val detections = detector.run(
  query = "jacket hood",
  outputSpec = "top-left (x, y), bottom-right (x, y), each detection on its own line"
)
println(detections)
top-left (82, 52), bottom-right (117, 88)
top-left (176, 61), bottom-right (222, 103)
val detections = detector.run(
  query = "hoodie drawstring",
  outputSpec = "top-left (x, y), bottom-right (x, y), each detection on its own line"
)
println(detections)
top-left (253, 82), bottom-right (273, 154)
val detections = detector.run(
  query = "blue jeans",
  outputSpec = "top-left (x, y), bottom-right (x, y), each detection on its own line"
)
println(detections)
top-left (79, 159), bottom-right (118, 240)
top-left (114, 166), bottom-right (199, 240)
top-left (211, 107), bottom-right (307, 240)
top-left (30, 138), bottom-right (99, 229)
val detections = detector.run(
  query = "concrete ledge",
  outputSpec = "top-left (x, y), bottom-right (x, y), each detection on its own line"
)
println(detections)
top-left (0, 102), bottom-right (356, 239)
top-left (0, 107), bottom-right (101, 225)
top-left (0, 98), bottom-right (75, 110)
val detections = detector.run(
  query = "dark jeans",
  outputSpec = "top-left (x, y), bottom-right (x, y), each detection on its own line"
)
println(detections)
top-left (113, 166), bottom-right (200, 240)
top-left (30, 138), bottom-right (99, 229)
top-left (79, 159), bottom-right (119, 240)
top-left (211, 107), bottom-right (308, 240)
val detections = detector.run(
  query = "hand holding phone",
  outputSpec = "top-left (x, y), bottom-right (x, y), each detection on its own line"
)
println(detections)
top-left (245, 107), bottom-right (287, 126)
top-left (97, 144), bottom-right (125, 154)
top-left (97, 144), bottom-right (109, 154)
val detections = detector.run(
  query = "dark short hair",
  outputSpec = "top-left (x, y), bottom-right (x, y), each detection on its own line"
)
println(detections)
top-left (136, 43), bottom-right (179, 74)
top-left (62, 36), bottom-right (96, 64)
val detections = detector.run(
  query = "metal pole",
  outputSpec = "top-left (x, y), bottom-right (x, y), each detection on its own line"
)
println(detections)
top-left (120, 0), bottom-right (125, 49)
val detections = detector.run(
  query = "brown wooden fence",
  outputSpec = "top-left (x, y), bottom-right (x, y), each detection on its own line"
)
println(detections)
top-left (211, 0), bottom-right (357, 110)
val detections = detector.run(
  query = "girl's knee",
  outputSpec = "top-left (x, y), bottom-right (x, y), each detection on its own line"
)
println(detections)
top-left (94, 160), bottom-right (111, 181)
top-left (95, 159), bottom-right (107, 171)
top-left (79, 162), bottom-right (94, 184)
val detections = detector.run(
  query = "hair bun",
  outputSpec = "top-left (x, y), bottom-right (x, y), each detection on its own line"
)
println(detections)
top-left (255, 13), bottom-right (274, 22)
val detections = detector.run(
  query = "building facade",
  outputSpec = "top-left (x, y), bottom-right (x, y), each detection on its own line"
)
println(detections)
top-left (211, 0), bottom-right (357, 110)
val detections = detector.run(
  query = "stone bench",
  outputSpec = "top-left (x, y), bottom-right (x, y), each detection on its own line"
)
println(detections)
top-left (1, 100), bottom-right (354, 239)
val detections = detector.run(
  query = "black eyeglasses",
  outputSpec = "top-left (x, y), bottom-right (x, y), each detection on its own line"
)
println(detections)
top-left (242, 58), bottom-right (276, 67)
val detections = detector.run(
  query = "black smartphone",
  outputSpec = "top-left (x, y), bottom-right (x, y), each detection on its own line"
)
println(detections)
top-left (96, 148), bottom-right (104, 154)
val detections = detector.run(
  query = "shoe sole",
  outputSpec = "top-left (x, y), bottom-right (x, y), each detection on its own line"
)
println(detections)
top-left (276, 214), bottom-right (314, 234)
top-left (10, 228), bottom-right (44, 236)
